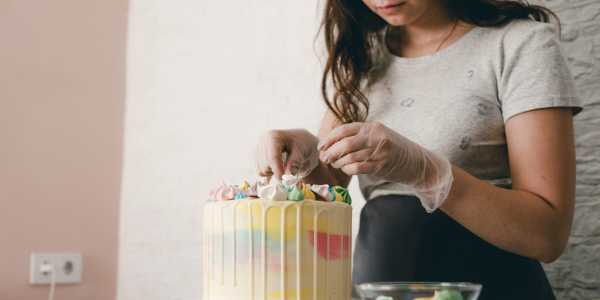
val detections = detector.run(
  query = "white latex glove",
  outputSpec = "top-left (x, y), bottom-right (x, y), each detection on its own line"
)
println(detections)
top-left (256, 129), bottom-right (320, 180)
top-left (318, 122), bottom-right (454, 212)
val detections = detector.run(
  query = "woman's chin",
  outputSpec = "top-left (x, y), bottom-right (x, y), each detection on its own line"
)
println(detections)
top-left (382, 15), bottom-right (413, 27)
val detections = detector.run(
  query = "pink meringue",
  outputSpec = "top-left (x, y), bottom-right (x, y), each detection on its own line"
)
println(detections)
top-left (311, 184), bottom-right (331, 201)
top-left (211, 183), bottom-right (236, 201)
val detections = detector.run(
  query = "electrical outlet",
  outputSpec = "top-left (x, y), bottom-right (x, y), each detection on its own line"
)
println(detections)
top-left (30, 252), bottom-right (82, 284)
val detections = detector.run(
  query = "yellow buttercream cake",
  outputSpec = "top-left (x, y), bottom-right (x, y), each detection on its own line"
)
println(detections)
top-left (203, 197), bottom-right (352, 300)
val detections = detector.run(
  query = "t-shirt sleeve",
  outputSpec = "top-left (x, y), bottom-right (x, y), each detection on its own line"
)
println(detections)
top-left (498, 21), bottom-right (583, 122)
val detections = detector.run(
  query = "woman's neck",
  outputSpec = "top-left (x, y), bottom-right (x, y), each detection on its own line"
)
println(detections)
top-left (400, 3), bottom-right (455, 46)
top-left (386, 4), bottom-right (473, 58)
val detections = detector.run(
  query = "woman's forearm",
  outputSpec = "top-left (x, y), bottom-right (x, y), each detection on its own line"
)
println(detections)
top-left (441, 166), bottom-right (572, 263)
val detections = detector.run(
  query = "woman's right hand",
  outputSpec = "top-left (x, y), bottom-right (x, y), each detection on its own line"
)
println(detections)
top-left (256, 129), bottom-right (320, 180)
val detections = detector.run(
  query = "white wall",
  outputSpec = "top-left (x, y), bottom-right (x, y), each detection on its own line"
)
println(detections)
top-left (540, 1), bottom-right (600, 299)
top-left (119, 1), bottom-right (366, 299)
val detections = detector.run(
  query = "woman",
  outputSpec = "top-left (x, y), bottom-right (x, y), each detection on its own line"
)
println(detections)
top-left (256, 0), bottom-right (582, 299)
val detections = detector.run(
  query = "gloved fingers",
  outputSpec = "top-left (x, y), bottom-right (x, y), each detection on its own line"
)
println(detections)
top-left (287, 153), bottom-right (319, 179)
top-left (365, 134), bottom-right (387, 161)
top-left (256, 131), bottom-right (285, 180)
top-left (257, 165), bottom-right (273, 178)
top-left (284, 147), bottom-right (314, 176)
top-left (364, 132), bottom-right (415, 182)
top-left (340, 160), bottom-right (379, 176)
top-left (320, 134), bottom-right (368, 164)
top-left (256, 149), bottom-right (278, 178)
top-left (329, 148), bottom-right (373, 169)
top-left (256, 129), bottom-right (320, 180)
top-left (284, 153), bottom-right (299, 175)
top-left (317, 122), bottom-right (363, 152)
top-left (266, 142), bottom-right (285, 180)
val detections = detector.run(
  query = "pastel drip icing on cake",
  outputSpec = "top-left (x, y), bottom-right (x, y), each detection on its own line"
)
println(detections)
top-left (203, 175), bottom-right (352, 300)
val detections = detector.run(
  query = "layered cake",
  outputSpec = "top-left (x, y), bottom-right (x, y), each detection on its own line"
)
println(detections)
top-left (203, 175), bottom-right (352, 300)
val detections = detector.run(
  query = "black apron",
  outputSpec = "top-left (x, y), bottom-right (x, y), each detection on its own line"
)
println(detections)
top-left (352, 195), bottom-right (556, 300)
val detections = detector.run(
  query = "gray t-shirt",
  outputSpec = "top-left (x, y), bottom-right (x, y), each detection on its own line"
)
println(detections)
top-left (359, 20), bottom-right (583, 200)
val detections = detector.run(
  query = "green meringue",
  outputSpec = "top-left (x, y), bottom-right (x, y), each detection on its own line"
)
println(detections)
top-left (287, 186), bottom-right (305, 201)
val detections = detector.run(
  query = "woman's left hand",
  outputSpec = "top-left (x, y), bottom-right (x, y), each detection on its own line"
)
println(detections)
top-left (318, 122), bottom-right (454, 212)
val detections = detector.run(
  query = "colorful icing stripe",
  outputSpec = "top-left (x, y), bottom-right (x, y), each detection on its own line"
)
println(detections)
top-left (208, 176), bottom-right (351, 205)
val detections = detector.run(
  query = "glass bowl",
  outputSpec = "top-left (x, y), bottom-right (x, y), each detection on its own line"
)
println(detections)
top-left (355, 282), bottom-right (482, 300)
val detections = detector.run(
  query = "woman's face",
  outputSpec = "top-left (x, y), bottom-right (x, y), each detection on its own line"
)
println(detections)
top-left (361, 0), bottom-right (441, 26)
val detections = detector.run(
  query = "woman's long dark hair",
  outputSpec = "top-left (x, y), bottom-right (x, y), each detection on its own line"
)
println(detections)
top-left (320, 0), bottom-right (559, 123)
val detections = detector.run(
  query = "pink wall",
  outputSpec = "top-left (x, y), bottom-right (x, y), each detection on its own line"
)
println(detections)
top-left (0, 1), bottom-right (128, 299)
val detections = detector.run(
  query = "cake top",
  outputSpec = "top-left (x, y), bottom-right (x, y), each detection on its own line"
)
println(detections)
top-left (208, 175), bottom-right (351, 205)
